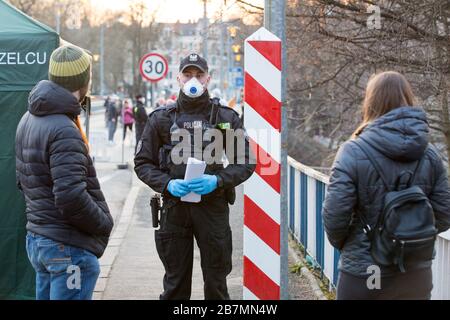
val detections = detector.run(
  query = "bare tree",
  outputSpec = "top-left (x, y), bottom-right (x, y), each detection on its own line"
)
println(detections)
top-left (287, 0), bottom-right (450, 171)
top-left (124, 1), bottom-right (161, 97)
top-left (7, 0), bottom-right (40, 15)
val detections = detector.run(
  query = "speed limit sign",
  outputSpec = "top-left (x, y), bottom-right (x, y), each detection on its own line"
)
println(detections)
top-left (139, 53), bottom-right (168, 82)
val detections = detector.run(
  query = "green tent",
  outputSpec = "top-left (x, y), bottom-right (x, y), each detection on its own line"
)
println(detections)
top-left (0, 0), bottom-right (59, 299)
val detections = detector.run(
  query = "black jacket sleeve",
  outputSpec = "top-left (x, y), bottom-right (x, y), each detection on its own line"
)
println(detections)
top-left (134, 113), bottom-right (173, 193)
top-left (137, 105), bottom-right (148, 124)
top-left (49, 125), bottom-right (113, 236)
top-left (16, 169), bottom-right (22, 192)
top-left (216, 110), bottom-right (256, 189)
top-left (108, 106), bottom-right (118, 121)
top-left (322, 141), bottom-right (358, 250)
top-left (429, 147), bottom-right (450, 233)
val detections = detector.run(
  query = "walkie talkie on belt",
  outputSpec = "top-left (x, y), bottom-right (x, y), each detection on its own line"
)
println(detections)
top-left (210, 97), bottom-right (220, 127)
top-left (150, 194), bottom-right (161, 229)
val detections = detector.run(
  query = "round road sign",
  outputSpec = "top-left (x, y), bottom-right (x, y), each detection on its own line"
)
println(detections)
top-left (139, 53), bottom-right (168, 83)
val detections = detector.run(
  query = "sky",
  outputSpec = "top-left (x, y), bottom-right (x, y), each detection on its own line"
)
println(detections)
top-left (90, 0), bottom-right (264, 23)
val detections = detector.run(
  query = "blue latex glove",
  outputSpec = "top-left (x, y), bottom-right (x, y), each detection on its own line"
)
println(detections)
top-left (187, 174), bottom-right (218, 195)
top-left (167, 179), bottom-right (190, 197)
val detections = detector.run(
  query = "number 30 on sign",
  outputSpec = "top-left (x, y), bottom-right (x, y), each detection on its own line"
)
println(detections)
top-left (139, 53), bottom-right (168, 83)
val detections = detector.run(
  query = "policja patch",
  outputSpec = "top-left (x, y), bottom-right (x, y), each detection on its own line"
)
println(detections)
top-left (217, 122), bottom-right (231, 130)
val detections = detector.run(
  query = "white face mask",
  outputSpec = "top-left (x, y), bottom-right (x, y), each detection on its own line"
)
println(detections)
top-left (182, 77), bottom-right (205, 98)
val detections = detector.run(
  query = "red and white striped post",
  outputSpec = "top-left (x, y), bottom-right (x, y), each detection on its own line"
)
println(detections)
top-left (243, 27), bottom-right (282, 300)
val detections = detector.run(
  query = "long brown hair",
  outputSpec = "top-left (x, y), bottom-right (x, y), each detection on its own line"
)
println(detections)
top-left (74, 116), bottom-right (89, 151)
top-left (352, 71), bottom-right (416, 138)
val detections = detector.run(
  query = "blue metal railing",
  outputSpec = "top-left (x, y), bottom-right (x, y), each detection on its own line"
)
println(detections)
top-left (288, 157), bottom-right (339, 290)
top-left (287, 156), bottom-right (450, 298)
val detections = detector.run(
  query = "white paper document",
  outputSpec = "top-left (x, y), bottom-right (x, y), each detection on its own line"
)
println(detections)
top-left (181, 157), bottom-right (206, 203)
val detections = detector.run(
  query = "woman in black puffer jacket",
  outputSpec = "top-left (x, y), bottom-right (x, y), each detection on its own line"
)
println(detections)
top-left (323, 71), bottom-right (450, 300)
top-left (16, 80), bottom-right (113, 258)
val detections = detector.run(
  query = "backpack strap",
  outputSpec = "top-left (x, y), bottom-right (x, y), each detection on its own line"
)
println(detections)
top-left (352, 137), bottom-right (393, 191)
top-left (350, 138), bottom-right (392, 239)
top-left (350, 139), bottom-right (429, 240)
top-left (409, 145), bottom-right (429, 186)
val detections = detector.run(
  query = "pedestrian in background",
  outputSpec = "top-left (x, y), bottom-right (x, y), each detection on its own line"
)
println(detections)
top-left (107, 97), bottom-right (119, 145)
top-left (322, 71), bottom-right (450, 300)
top-left (155, 97), bottom-right (166, 109)
top-left (165, 98), bottom-right (176, 107)
top-left (133, 94), bottom-right (147, 154)
top-left (103, 95), bottom-right (110, 128)
top-left (122, 99), bottom-right (134, 143)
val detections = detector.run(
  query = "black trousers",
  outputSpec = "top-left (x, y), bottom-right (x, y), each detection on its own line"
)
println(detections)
top-left (134, 124), bottom-right (144, 154)
top-left (337, 267), bottom-right (433, 300)
top-left (155, 197), bottom-right (232, 300)
top-left (123, 123), bottom-right (133, 140)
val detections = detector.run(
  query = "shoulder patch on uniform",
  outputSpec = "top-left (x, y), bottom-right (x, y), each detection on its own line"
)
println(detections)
top-left (217, 122), bottom-right (231, 130)
top-left (219, 105), bottom-right (240, 118)
top-left (148, 107), bottom-right (163, 117)
top-left (148, 104), bottom-right (176, 118)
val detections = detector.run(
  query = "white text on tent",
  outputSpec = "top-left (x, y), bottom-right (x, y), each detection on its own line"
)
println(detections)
top-left (0, 52), bottom-right (47, 65)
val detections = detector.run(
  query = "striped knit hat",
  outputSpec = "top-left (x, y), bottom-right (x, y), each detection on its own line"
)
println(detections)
top-left (49, 45), bottom-right (91, 92)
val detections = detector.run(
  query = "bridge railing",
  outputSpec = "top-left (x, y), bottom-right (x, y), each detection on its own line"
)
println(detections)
top-left (287, 156), bottom-right (450, 299)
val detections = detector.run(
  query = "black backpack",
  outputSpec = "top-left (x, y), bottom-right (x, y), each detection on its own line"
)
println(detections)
top-left (352, 138), bottom-right (437, 272)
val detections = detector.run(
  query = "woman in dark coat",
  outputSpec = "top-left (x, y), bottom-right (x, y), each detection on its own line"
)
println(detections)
top-left (323, 71), bottom-right (450, 300)
top-left (15, 45), bottom-right (113, 300)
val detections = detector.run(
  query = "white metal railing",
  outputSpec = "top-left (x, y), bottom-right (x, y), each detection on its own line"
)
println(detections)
top-left (287, 156), bottom-right (450, 299)
top-left (432, 230), bottom-right (450, 299)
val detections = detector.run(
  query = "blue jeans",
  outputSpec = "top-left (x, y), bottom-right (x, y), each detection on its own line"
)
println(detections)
top-left (108, 120), bottom-right (117, 142)
top-left (26, 232), bottom-right (100, 300)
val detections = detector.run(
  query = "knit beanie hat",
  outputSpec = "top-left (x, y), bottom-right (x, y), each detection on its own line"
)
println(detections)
top-left (49, 45), bottom-right (92, 92)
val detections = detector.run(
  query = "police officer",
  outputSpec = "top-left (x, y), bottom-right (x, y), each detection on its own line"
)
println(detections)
top-left (134, 53), bottom-right (255, 300)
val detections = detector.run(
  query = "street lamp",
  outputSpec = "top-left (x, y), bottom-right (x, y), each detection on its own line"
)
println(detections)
top-left (200, 0), bottom-right (210, 60)
top-left (55, 1), bottom-right (64, 34)
top-left (100, 24), bottom-right (105, 96)
top-left (92, 54), bottom-right (101, 95)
